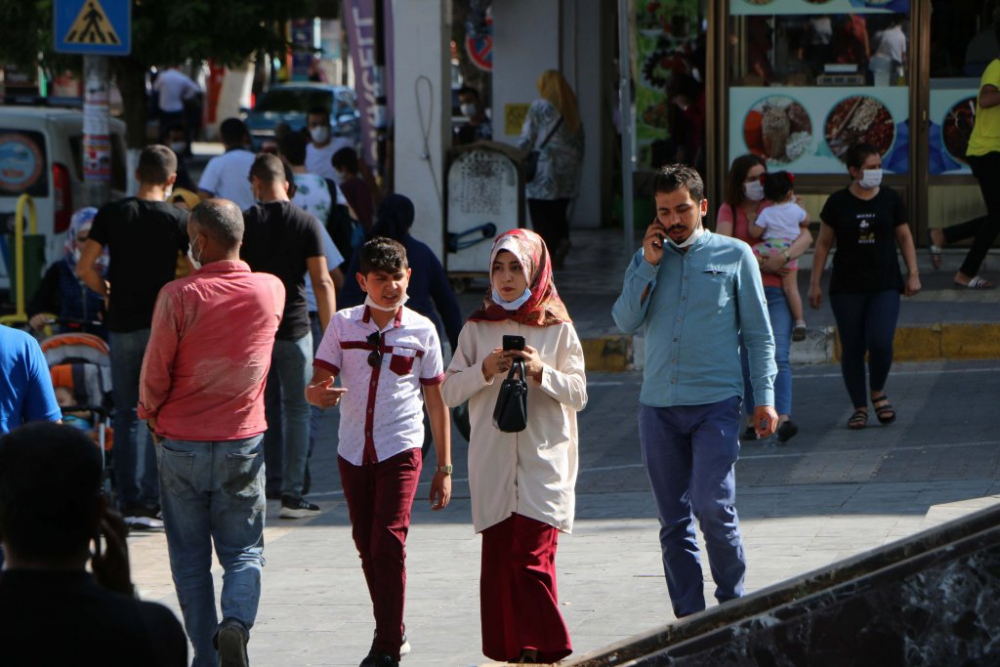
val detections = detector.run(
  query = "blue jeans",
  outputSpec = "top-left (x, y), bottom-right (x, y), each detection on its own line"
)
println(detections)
top-left (741, 286), bottom-right (793, 417)
top-left (829, 289), bottom-right (901, 409)
top-left (109, 329), bottom-right (159, 508)
top-left (158, 435), bottom-right (266, 667)
top-left (638, 397), bottom-right (746, 618)
top-left (263, 333), bottom-right (312, 498)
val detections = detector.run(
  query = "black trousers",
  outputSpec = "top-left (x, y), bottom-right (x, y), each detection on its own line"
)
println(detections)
top-left (953, 153), bottom-right (1000, 277)
top-left (527, 198), bottom-right (571, 253)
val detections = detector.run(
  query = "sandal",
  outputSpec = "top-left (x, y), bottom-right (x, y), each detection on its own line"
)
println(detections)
top-left (954, 276), bottom-right (995, 289)
top-left (928, 244), bottom-right (943, 271)
top-left (847, 410), bottom-right (868, 430)
top-left (872, 395), bottom-right (896, 425)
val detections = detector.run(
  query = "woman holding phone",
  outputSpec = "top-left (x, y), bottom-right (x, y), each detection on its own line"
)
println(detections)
top-left (441, 229), bottom-right (587, 665)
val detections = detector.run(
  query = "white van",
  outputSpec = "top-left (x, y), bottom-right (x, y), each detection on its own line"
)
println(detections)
top-left (0, 106), bottom-right (127, 291)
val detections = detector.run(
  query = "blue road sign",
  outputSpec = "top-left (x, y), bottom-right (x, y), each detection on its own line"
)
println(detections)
top-left (54, 0), bottom-right (131, 56)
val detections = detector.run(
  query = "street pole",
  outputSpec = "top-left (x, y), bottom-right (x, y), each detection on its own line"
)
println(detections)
top-left (373, 0), bottom-right (388, 179)
top-left (83, 55), bottom-right (112, 207)
top-left (618, 0), bottom-right (635, 255)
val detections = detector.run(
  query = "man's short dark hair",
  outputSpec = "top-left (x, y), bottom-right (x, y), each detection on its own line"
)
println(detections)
top-left (359, 237), bottom-right (409, 275)
top-left (249, 153), bottom-right (286, 185)
top-left (190, 200), bottom-right (244, 248)
top-left (136, 145), bottom-right (177, 185)
top-left (845, 142), bottom-right (879, 171)
top-left (332, 147), bottom-right (359, 174)
top-left (307, 106), bottom-right (331, 120)
top-left (165, 123), bottom-right (186, 138)
top-left (653, 164), bottom-right (705, 202)
top-left (219, 118), bottom-right (249, 147)
top-left (281, 131), bottom-right (308, 167)
top-left (458, 86), bottom-right (480, 100)
top-left (0, 423), bottom-right (102, 563)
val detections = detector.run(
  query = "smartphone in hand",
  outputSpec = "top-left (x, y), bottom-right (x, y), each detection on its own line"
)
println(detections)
top-left (502, 335), bottom-right (526, 351)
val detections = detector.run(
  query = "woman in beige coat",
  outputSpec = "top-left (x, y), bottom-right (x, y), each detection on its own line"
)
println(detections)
top-left (442, 229), bottom-right (587, 664)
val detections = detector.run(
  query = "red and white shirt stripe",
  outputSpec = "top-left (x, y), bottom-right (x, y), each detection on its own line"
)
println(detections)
top-left (314, 305), bottom-right (445, 465)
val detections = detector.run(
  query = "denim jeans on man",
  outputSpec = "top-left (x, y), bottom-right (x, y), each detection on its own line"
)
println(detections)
top-left (109, 329), bottom-right (158, 508)
top-left (264, 333), bottom-right (312, 498)
top-left (158, 435), bottom-right (265, 667)
top-left (638, 396), bottom-right (746, 618)
top-left (742, 287), bottom-right (793, 417)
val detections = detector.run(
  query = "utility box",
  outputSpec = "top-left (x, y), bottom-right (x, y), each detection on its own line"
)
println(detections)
top-left (444, 142), bottom-right (525, 280)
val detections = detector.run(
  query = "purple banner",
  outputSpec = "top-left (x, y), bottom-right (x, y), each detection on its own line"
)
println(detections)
top-left (344, 0), bottom-right (394, 169)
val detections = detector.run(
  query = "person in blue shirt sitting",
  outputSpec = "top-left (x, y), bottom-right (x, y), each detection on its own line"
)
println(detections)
top-left (612, 164), bottom-right (777, 620)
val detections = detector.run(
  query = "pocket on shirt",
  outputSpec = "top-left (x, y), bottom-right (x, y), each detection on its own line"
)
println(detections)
top-left (696, 266), bottom-right (736, 308)
top-left (389, 347), bottom-right (418, 376)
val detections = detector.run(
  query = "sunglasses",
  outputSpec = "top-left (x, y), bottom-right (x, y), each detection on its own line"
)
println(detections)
top-left (367, 331), bottom-right (383, 368)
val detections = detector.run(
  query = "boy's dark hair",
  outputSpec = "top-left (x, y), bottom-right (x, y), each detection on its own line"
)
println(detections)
top-left (249, 153), bottom-right (286, 185)
top-left (0, 423), bottom-right (102, 563)
top-left (653, 164), bottom-right (704, 202)
top-left (359, 237), bottom-right (409, 275)
top-left (281, 131), bottom-right (308, 167)
top-left (137, 145), bottom-right (177, 185)
top-left (332, 147), bottom-right (359, 174)
top-left (845, 142), bottom-right (879, 171)
top-left (219, 118), bottom-right (248, 147)
top-left (762, 171), bottom-right (794, 202)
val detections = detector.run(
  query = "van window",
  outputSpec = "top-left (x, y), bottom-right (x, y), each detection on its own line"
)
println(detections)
top-left (0, 130), bottom-right (49, 197)
top-left (68, 134), bottom-right (127, 192)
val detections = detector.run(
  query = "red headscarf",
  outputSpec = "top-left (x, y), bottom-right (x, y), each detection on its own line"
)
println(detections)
top-left (467, 229), bottom-right (571, 327)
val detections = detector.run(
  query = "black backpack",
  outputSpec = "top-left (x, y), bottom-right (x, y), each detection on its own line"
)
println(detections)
top-left (324, 178), bottom-right (363, 270)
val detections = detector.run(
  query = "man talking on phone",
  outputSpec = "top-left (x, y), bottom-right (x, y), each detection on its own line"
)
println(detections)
top-left (612, 165), bottom-right (777, 619)
top-left (139, 199), bottom-right (285, 666)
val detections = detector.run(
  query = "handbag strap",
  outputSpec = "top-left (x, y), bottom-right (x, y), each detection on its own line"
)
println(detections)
top-left (535, 116), bottom-right (564, 151)
top-left (506, 359), bottom-right (526, 381)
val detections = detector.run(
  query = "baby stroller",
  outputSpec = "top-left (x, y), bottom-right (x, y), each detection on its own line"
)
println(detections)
top-left (41, 333), bottom-right (115, 498)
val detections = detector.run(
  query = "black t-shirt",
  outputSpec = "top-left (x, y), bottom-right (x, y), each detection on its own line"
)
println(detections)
top-left (0, 570), bottom-right (187, 666)
top-left (820, 187), bottom-right (907, 295)
top-left (241, 201), bottom-right (325, 340)
top-left (88, 197), bottom-right (189, 332)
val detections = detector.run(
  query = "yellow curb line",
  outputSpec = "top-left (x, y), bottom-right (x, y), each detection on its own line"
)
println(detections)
top-left (584, 323), bottom-right (1000, 372)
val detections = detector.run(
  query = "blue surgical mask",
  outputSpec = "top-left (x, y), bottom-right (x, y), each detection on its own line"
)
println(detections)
top-left (492, 287), bottom-right (532, 311)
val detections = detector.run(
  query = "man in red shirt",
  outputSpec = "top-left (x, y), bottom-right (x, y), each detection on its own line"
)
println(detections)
top-left (139, 199), bottom-right (285, 667)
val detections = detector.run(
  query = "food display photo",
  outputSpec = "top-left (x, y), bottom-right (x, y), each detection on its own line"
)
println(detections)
top-left (825, 95), bottom-right (895, 162)
top-left (743, 96), bottom-right (813, 165)
top-left (941, 97), bottom-right (976, 165)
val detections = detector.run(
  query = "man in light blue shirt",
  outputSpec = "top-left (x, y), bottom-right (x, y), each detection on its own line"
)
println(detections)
top-left (612, 165), bottom-right (777, 618)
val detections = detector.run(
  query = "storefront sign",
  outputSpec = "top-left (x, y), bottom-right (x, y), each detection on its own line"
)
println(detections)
top-left (730, 0), bottom-right (909, 16)
top-left (730, 86), bottom-right (909, 174)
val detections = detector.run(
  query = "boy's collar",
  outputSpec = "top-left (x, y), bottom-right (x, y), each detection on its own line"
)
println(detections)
top-left (359, 305), bottom-right (405, 330)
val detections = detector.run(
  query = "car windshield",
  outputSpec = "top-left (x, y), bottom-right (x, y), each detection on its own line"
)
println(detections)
top-left (255, 89), bottom-right (333, 114)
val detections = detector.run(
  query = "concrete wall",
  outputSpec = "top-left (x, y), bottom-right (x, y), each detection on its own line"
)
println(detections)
top-left (391, 0), bottom-right (451, 258)
top-left (491, 0), bottom-right (608, 232)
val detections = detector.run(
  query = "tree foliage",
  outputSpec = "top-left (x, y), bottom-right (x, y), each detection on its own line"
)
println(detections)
top-left (0, 0), bottom-right (310, 146)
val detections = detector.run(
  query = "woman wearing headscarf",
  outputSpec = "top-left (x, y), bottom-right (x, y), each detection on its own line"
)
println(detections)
top-left (518, 70), bottom-right (585, 269)
top-left (441, 229), bottom-right (587, 665)
top-left (27, 207), bottom-right (108, 338)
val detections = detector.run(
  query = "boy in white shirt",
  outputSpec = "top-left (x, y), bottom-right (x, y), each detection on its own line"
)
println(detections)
top-left (749, 171), bottom-right (808, 341)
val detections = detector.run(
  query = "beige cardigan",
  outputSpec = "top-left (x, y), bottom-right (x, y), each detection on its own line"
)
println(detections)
top-left (442, 319), bottom-right (587, 534)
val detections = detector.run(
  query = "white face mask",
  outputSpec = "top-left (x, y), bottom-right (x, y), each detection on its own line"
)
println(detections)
top-left (667, 224), bottom-right (705, 249)
top-left (72, 248), bottom-right (82, 264)
top-left (859, 168), bottom-right (883, 190)
top-left (187, 237), bottom-right (202, 270)
top-left (492, 286), bottom-right (532, 311)
top-left (461, 103), bottom-right (477, 117)
top-left (743, 181), bottom-right (765, 202)
top-left (365, 293), bottom-right (408, 312)
top-left (310, 125), bottom-right (330, 145)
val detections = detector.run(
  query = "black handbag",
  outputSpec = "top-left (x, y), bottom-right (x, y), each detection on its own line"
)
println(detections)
top-left (523, 116), bottom-right (563, 183)
top-left (492, 360), bottom-right (528, 433)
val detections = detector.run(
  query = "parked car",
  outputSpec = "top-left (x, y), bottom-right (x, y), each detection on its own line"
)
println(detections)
top-left (0, 106), bottom-right (128, 291)
top-left (245, 83), bottom-right (360, 148)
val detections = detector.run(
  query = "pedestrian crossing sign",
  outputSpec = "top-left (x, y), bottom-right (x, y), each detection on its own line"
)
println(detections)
top-left (54, 0), bottom-right (131, 55)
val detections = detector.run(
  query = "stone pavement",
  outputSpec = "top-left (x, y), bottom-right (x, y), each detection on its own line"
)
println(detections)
top-left (126, 358), bottom-right (1000, 666)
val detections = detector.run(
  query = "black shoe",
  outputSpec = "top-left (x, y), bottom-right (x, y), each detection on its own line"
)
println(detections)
top-left (741, 426), bottom-right (757, 442)
top-left (363, 628), bottom-right (410, 663)
top-left (361, 655), bottom-right (398, 667)
top-left (776, 419), bottom-right (799, 444)
top-left (216, 618), bottom-right (249, 667)
top-left (122, 503), bottom-right (163, 530)
top-left (265, 490), bottom-right (282, 501)
top-left (279, 495), bottom-right (320, 519)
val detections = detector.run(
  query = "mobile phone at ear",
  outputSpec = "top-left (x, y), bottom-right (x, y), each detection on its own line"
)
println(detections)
top-left (502, 335), bottom-right (526, 351)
